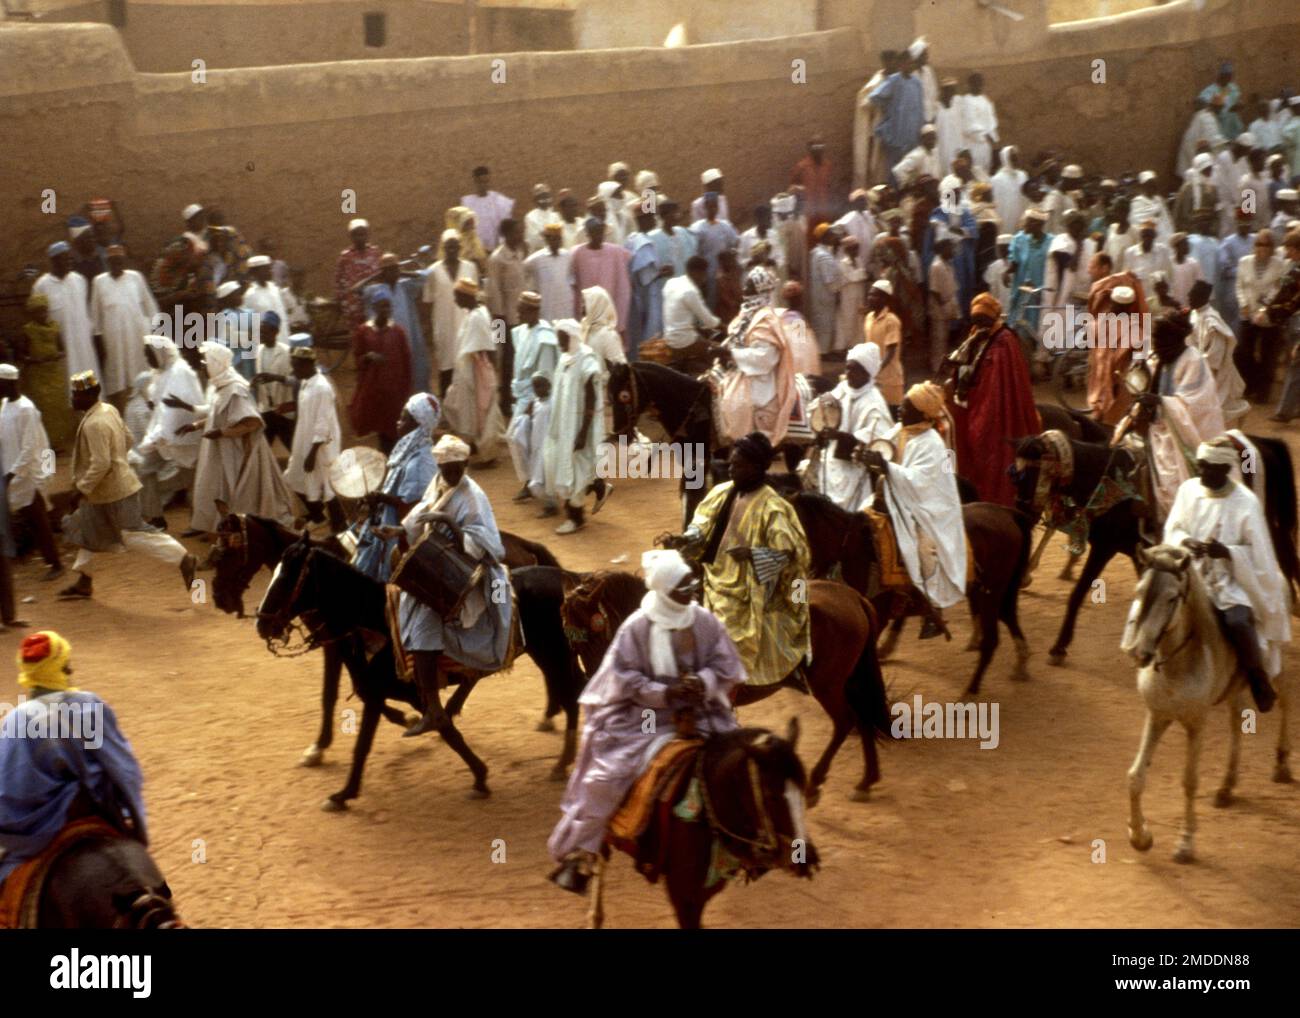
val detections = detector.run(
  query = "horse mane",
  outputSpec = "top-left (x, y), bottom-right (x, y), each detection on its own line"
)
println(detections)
top-left (506, 532), bottom-right (562, 569)
top-left (789, 490), bottom-right (858, 528)
top-left (630, 361), bottom-right (708, 435)
top-left (584, 569), bottom-right (646, 616)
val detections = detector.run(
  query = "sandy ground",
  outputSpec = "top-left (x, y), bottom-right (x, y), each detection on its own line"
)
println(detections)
top-left (3, 376), bottom-right (1298, 929)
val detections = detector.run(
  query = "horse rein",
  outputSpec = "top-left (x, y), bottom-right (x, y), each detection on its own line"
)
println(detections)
top-left (696, 749), bottom-right (780, 857)
top-left (257, 548), bottom-right (346, 657)
top-left (1142, 564), bottom-right (1195, 672)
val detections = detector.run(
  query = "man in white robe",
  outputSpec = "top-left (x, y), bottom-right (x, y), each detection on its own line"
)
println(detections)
top-left (240, 254), bottom-right (289, 346)
top-left (806, 342), bottom-right (893, 511)
top-left (544, 320), bottom-right (607, 535)
top-left (1161, 439), bottom-right (1290, 712)
top-left (862, 382), bottom-right (966, 617)
top-left (892, 125), bottom-right (942, 189)
top-left (422, 230), bottom-right (479, 392)
top-left (991, 146), bottom-right (1028, 237)
top-left (524, 183), bottom-right (561, 252)
top-left (1177, 98), bottom-right (1226, 177)
top-left (505, 292), bottom-right (558, 502)
top-left (1128, 172), bottom-right (1175, 244)
top-left (1130, 314), bottom-right (1226, 521)
top-left (507, 374), bottom-right (553, 513)
top-left (960, 73), bottom-right (999, 174)
top-left (88, 245), bottom-right (157, 411)
top-left (911, 37), bottom-right (938, 123)
top-left (132, 335), bottom-right (203, 528)
top-left (34, 243), bottom-right (98, 390)
top-left (0, 364), bottom-right (61, 577)
top-left (443, 279), bottom-right (504, 465)
top-left (853, 50), bottom-right (899, 189)
top-left (1188, 280), bottom-right (1247, 425)
top-left (282, 346), bottom-right (343, 531)
top-left (523, 224), bottom-right (574, 323)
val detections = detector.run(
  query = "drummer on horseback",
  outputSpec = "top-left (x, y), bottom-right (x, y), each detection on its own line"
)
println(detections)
top-left (0, 632), bottom-right (148, 888)
top-left (1160, 438), bottom-right (1289, 712)
top-left (803, 341), bottom-right (894, 511)
top-left (377, 435), bottom-right (513, 739)
top-left (548, 549), bottom-right (744, 894)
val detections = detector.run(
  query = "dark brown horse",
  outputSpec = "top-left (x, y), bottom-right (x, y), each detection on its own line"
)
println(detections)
top-left (562, 573), bottom-right (891, 803)
top-left (790, 492), bottom-right (1031, 695)
top-left (210, 509), bottom-right (562, 767)
top-left (589, 720), bottom-right (817, 929)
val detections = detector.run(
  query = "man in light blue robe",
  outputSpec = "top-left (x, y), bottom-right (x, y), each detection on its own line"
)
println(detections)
top-left (390, 435), bottom-right (512, 738)
top-left (351, 392), bottom-right (440, 582)
top-left (1006, 210), bottom-right (1052, 341)
top-left (625, 207), bottom-right (665, 350)
top-left (689, 194), bottom-right (739, 307)
top-left (380, 254), bottom-right (430, 395)
top-left (869, 55), bottom-right (926, 184)
top-left (649, 200), bottom-right (697, 278)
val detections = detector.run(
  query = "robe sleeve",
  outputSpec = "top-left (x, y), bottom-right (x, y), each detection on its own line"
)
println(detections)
top-left (1161, 482), bottom-right (1195, 546)
top-left (579, 619), bottom-right (673, 709)
top-left (692, 608), bottom-right (748, 708)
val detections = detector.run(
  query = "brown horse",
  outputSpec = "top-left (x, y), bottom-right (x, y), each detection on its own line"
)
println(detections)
top-left (790, 493), bottom-right (1031, 695)
top-left (562, 573), bottom-right (891, 804)
top-left (588, 720), bottom-right (817, 929)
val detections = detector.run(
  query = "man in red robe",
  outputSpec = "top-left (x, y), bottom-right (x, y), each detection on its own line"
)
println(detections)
top-left (334, 218), bottom-right (383, 332)
top-left (944, 292), bottom-right (1041, 506)
top-left (1084, 253), bottom-right (1148, 424)
top-left (791, 134), bottom-right (835, 241)
top-left (350, 284), bottom-right (412, 452)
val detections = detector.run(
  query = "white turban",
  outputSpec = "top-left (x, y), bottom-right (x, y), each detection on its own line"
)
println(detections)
top-left (870, 278), bottom-right (893, 296)
top-left (441, 227), bottom-right (460, 242)
top-left (908, 36), bottom-right (928, 59)
top-left (634, 170), bottom-right (659, 191)
top-left (432, 434), bottom-right (471, 464)
top-left (201, 341), bottom-right (239, 389)
top-left (0, 364), bottom-right (19, 381)
top-left (1193, 152), bottom-right (1214, 173)
top-left (1196, 440), bottom-right (1238, 466)
top-left (348, 218), bottom-right (369, 232)
top-left (846, 342), bottom-right (882, 378)
top-left (642, 549), bottom-right (693, 596)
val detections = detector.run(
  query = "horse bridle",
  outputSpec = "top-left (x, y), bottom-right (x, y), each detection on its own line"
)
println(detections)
top-left (1140, 561), bottom-right (1195, 671)
top-left (696, 745), bottom-right (780, 857)
top-left (257, 548), bottom-right (343, 657)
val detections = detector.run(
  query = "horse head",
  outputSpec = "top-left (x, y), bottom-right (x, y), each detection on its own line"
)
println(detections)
top-left (560, 570), bottom-right (645, 675)
top-left (606, 361), bottom-right (636, 438)
top-left (1123, 544), bottom-right (1193, 668)
top-left (1008, 434), bottom-right (1049, 517)
top-left (704, 722), bottom-right (819, 879)
top-left (211, 504), bottom-right (257, 616)
top-left (255, 530), bottom-right (315, 643)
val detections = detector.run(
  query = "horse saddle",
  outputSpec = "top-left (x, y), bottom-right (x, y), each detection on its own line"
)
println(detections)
top-left (384, 580), bottom-right (525, 687)
top-left (862, 508), bottom-right (976, 591)
top-left (0, 816), bottom-right (124, 929)
top-left (607, 738), bottom-right (704, 883)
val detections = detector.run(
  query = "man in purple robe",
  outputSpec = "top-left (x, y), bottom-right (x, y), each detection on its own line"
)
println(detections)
top-left (548, 549), bottom-right (745, 893)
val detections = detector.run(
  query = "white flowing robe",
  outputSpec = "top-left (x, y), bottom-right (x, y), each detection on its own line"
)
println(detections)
top-left (961, 94), bottom-right (999, 173)
top-left (443, 305), bottom-right (504, 462)
top-left (0, 395), bottom-right (53, 510)
top-left (422, 260), bottom-right (479, 373)
top-left (1149, 347), bottom-right (1226, 519)
top-left (507, 396), bottom-right (552, 496)
top-left (241, 281), bottom-right (289, 344)
top-left (1190, 305), bottom-right (1246, 422)
top-left (991, 162), bottom-right (1028, 236)
top-left (853, 70), bottom-right (886, 189)
top-left (811, 380), bottom-right (893, 511)
top-left (880, 425), bottom-right (966, 609)
top-left (934, 102), bottom-right (965, 179)
top-left (1177, 108), bottom-right (1225, 176)
top-left (89, 270), bottom-right (157, 397)
top-left (1163, 478), bottom-right (1291, 676)
top-left (136, 350), bottom-right (204, 471)
top-left (283, 371), bottom-right (341, 501)
top-left (34, 271), bottom-right (97, 384)
top-left (544, 345), bottom-right (603, 504)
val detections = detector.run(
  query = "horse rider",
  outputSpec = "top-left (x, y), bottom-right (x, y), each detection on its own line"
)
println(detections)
top-left (716, 267), bottom-right (800, 447)
top-left (548, 549), bottom-right (745, 893)
top-left (858, 381), bottom-right (967, 638)
top-left (1161, 438), bottom-right (1289, 713)
top-left (804, 341), bottom-right (894, 511)
top-left (377, 434), bottom-right (513, 738)
top-left (662, 431), bottom-right (811, 689)
top-left (0, 631), bottom-right (148, 889)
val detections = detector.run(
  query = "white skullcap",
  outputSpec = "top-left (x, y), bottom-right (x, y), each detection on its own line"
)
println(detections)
top-left (641, 549), bottom-right (693, 596)
top-left (182, 203), bottom-right (203, 221)
top-left (940, 173), bottom-right (963, 194)
top-left (432, 434), bottom-right (471, 464)
top-left (920, 123), bottom-right (938, 135)
top-left (215, 280), bottom-right (242, 299)
top-left (1235, 132), bottom-right (1256, 147)
top-left (1196, 440), bottom-right (1238, 466)
top-left (870, 278), bottom-right (894, 296)
top-left (441, 227), bottom-right (460, 242)
top-left (634, 170), bottom-right (659, 191)
top-left (1062, 164), bottom-right (1084, 178)
top-left (0, 364), bottom-right (19, 380)
top-left (607, 161), bottom-right (630, 178)
top-left (908, 36), bottom-right (928, 59)
top-left (1192, 152), bottom-right (1214, 172)
top-left (246, 254), bottom-right (271, 268)
top-left (996, 233), bottom-right (1014, 244)
top-left (596, 180), bottom-right (620, 199)
top-left (348, 218), bottom-right (369, 232)
top-left (1137, 170), bottom-right (1157, 184)
top-left (846, 342), bottom-right (882, 377)
top-left (1278, 189), bottom-right (1299, 202)
top-left (553, 318), bottom-right (582, 340)
top-left (1111, 285), bottom-right (1136, 306)
top-left (701, 168), bottom-right (723, 185)
top-left (144, 334), bottom-right (176, 351)
top-left (771, 193), bottom-right (796, 214)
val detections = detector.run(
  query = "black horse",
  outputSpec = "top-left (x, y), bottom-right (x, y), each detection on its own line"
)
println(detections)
top-left (254, 536), bottom-right (583, 809)
top-left (1012, 431), bottom-right (1300, 665)
top-left (210, 510), bottom-right (565, 768)
top-left (37, 833), bottom-right (183, 928)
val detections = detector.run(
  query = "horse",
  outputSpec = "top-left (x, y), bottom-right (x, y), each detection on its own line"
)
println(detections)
top-left (562, 572), bottom-right (891, 804)
top-left (1121, 544), bottom-right (1293, 864)
top-left (254, 535), bottom-right (581, 810)
top-left (588, 720), bottom-right (817, 929)
top-left (210, 509), bottom-right (562, 767)
top-left (1011, 431), bottom-right (1299, 666)
top-left (789, 492), bottom-right (1031, 695)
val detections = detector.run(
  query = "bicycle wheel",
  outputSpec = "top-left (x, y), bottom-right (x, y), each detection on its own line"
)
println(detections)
top-left (1051, 349), bottom-right (1091, 412)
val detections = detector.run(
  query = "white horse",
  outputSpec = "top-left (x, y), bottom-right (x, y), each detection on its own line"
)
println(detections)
top-left (1120, 544), bottom-right (1292, 863)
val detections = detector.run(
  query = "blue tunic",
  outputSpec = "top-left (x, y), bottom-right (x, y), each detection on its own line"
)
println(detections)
top-left (392, 273), bottom-right (430, 395)
top-left (1007, 231), bottom-right (1053, 335)
top-left (351, 439), bottom-right (438, 583)
top-left (870, 72), bottom-right (925, 154)
top-left (398, 476), bottom-right (512, 671)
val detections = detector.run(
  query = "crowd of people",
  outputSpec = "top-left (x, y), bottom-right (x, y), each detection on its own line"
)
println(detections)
top-left (3, 39), bottom-right (1300, 920)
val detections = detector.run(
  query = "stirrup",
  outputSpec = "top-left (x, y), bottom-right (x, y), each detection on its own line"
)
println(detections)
top-left (549, 852), bottom-right (595, 894)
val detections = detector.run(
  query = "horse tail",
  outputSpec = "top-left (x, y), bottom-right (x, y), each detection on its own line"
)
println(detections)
top-left (843, 594), bottom-right (892, 744)
top-left (521, 536), bottom-right (562, 569)
top-left (1254, 435), bottom-right (1300, 601)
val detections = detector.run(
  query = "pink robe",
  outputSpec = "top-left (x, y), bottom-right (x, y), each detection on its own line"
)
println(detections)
top-left (571, 243), bottom-right (632, 329)
top-left (720, 307), bottom-right (798, 445)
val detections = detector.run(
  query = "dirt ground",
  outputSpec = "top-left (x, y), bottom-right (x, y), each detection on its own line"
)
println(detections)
top-left (4, 376), bottom-right (1298, 929)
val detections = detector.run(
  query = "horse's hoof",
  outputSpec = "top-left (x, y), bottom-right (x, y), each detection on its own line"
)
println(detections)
top-left (404, 713), bottom-right (421, 728)
top-left (536, 717), bottom-right (557, 733)
top-left (1273, 763), bottom-right (1294, 784)
top-left (548, 765), bottom-right (568, 782)
top-left (300, 745), bottom-right (324, 768)
top-left (1173, 844), bottom-right (1195, 864)
top-left (1047, 651), bottom-right (1066, 667)
top-left (1129, 829), bottom-right (1153, 852)
top-left (849, 787), bottom-right (872, 803)
top-left (805, 786), bottom-right (822, 809)
top-left (468, 780), bottom-right (491, 799)
top-left (1020, 574), bottom-right (1033, 590)
top-left (1213, 788), bottom-right (1233, 808)
top-left (321, 797), bottom-right (348, 812)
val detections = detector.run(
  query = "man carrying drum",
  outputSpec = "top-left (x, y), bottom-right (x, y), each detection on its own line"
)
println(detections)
top-left (377, 435), bottom-right (513, 738)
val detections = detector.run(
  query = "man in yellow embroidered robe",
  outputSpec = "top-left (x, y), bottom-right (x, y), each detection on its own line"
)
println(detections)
top-left (674, 432), bottom-right (811, 686)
